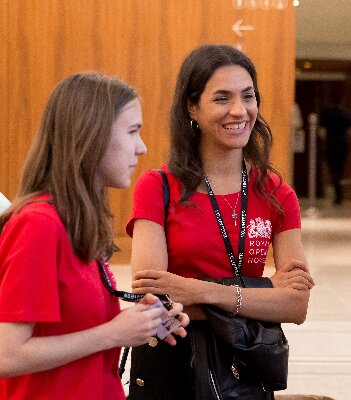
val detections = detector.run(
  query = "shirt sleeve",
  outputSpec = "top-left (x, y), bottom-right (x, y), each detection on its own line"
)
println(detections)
top-left (0, 211), bottom-right (61, 322)
top-left (273, 182), bottom-right (301, 235)
top-left (126, 170), bottom-right (165, 237)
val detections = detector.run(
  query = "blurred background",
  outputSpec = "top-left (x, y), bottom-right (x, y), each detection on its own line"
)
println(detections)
top-left (1, 1), bottom-right (350, 399)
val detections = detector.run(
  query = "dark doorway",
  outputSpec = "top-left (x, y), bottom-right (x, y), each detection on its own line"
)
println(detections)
top-left (293, 59), bottom-right (351, 199)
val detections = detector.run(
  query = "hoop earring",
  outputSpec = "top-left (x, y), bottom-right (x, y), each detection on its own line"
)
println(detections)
top-left (190, 119), bottom-right (199, 131)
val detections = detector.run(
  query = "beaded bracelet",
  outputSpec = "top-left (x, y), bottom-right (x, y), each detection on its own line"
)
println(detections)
top-left (230, 285), bottom-right (242, 317)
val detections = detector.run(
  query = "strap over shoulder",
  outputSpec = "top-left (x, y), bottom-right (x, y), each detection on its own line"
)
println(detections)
top-left (155, 169), bottom-right (170, 222)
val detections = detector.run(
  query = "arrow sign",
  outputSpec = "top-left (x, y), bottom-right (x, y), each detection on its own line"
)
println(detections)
top-left (232, 19), bottom-right (255, 37)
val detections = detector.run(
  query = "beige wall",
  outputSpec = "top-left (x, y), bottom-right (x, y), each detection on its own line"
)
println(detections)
top-left (0, 0), bottom-right (295, 235)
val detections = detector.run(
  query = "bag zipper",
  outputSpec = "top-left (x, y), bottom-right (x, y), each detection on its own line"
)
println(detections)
top-left (209, 369), bottom-right (222, 400)
top-left (231, 356), bottom-right (240, 380)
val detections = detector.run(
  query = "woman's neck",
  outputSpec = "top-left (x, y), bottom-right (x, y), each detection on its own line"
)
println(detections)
top-left (202, 145), bottom-right (244, 174)
top-left (199, 148), bottom-right (248, 194)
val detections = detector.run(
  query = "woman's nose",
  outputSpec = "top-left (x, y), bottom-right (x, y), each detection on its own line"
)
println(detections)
top-left (136, 135), bottom-right (147, 156)
top-left (229, 100), bottom-right (246, 116)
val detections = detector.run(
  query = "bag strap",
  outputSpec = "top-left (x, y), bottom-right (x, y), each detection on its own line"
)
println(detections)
top-left (118, 168), bottom-right (170, 378)
top-left (156, 168), bottom-right (170, 223)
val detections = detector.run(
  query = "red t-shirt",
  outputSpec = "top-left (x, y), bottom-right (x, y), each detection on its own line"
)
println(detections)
top-left (127, 165), bottom-right (301, 278)
top-left (0, 199), bottom-right (125, 400)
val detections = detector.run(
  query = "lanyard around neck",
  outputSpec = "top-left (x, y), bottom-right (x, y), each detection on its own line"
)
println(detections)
top-left (97, 259), bottom-right (144, 302)
top-left (97, 258), bottom-right (172, 305)
top-left (204, 159), bottom-right (248, 280)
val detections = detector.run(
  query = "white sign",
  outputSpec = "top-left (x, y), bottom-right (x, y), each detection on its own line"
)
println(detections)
top-left (232, 19), bottom-right (255, 37)
top-left (232, 0), bottom-right (288, 10)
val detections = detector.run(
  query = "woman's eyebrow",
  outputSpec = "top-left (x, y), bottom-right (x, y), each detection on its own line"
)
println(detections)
top-left (212, 89), bottom-right (231, 96)
top-left (212, 86), bottom-right (255, 96)
top-left (129, 123), bottom-right (142, 129)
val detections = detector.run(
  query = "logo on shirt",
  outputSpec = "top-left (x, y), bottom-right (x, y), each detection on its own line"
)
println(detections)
top-left (247, 217), bottom-right (272, 266)
top-left (247, 217), bottom-right (272, 239)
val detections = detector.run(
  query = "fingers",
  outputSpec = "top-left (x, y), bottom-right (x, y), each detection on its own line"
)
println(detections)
top-left (176, 312), bottom-right (190, 328)
top-left (133, 270), bottom-right (164, 280)
top-left (287, 270), bottom-right (315, 288)
top-left (275, 271), bottom-right (314, 289)
top-left (117, 306), bottom-right (164, 346)
top-left (162, 325), bottom-right (188, 346)
top-left (162, 327), bottom-right (188, 346)
top-left (276, 259), bottom-right (315, 287)
top-left (138, 293), bottom-right (159, 306)
top-left (163, 334), bottom-right (177, 346)
top-left (287, 282), bottom-right (311, 290)
top-left (280, 259), bottom-right (309, 272)
top-left (131, 303), bottom-right (163, 319)
top-left (162, 311), bottom-right (189, 345)
top-left (132, 277), bottom-right (164, 293)
top-left (118, 296), bottom-right (189, 348)
top-left (173, 326), bottom-right (187, 338)
top-left (298, 273), bottom-right (315, 287)
top-left (168, 302), bottom-right (183, 317)
top-left (132, 278), bottom-right (161, 290)
top-left (271, 267), bottom-right (315, 289)
top-left (132, 285), bottom-right (161, 295)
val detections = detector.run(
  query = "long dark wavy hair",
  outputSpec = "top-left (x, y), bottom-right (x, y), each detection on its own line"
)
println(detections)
top-left (0, 72), bottom-right (138, 262)
top-left (169, 44), bottom-right (282, 209)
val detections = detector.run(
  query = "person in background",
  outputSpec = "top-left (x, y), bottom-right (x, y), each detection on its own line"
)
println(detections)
top-left (126, 44), bottom-right (314, 399)
top-left (0, 72), bottom-right (189, 400)
top-left (319, 89), bottom-right (351, 205)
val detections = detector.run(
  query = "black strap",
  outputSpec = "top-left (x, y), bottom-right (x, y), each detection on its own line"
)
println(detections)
top-left (98, 259), bottom-right (170, 304)
top-left (156, 168), bottom-right (170, 223)
top-left (118, 345), bottom-right (130, 378)
top-left (118, 169), bottom-right (170, 378)
top-left (98, 259), bottom-right (145, 302)
top-left (204, 160), bottom-right (248, 287)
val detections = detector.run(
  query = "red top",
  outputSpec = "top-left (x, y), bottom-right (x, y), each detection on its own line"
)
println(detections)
top-left (0, 198), bottom-right (125, 400)
top-left (127, 165), bottom-right (301, 278)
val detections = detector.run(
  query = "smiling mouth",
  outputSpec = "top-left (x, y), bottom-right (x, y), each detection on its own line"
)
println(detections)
top-left (223, 122), bottom-right (247, 130)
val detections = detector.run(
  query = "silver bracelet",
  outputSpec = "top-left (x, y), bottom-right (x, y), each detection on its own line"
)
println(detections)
top-left (230, 285), bottom-right (242, 317)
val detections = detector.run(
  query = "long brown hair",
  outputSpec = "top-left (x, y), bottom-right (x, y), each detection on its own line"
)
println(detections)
top-left (169, 44), bottom-right (282, 209)
top-left (0, 72), bottom-right (138, 262)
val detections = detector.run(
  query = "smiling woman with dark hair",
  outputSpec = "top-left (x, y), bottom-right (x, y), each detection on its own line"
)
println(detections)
top-left (127, 44), bottom-right (314, 399)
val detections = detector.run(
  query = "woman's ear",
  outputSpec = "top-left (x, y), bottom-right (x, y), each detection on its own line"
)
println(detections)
top-left (187, 99), bottom-right (197, 120)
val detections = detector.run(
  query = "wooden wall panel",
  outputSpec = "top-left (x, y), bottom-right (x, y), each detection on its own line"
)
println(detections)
top-left (1, 0), bottom-right (295, 236)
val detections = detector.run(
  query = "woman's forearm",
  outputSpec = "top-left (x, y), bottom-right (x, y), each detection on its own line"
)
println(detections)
top-left (132, 272), bottom-right (310, 325)
top-left (193, 279), bottom-right (310, 324)
top-left (0, 296), bottom-right (171, 378)
top-left (0, 320), bottom-right (118, 377)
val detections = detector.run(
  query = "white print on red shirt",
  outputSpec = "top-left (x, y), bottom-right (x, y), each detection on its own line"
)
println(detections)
top-left (247, 218), bottom-right (272, 264)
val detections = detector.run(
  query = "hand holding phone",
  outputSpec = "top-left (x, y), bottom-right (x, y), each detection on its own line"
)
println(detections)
top-left (150, 297), bottom-right (181, 340)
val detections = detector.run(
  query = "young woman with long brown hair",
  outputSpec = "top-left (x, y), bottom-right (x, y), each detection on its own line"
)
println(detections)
top-left (0, 72), bottom-right (188, 400)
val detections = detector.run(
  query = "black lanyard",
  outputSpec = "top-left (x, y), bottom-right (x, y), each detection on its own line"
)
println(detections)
top-left (204, 159), bottom-right (248, 283)
top-left (97, 259), bottom-right (145, 302)
top-left (97, 258), bottom-right (172, 305)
